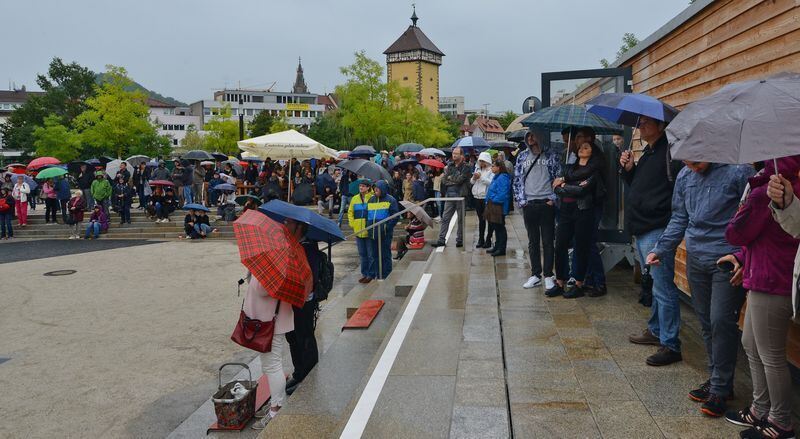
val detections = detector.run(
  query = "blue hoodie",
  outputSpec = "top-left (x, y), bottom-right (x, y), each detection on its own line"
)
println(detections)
top-left (366, 180), bottom-right (399, 239)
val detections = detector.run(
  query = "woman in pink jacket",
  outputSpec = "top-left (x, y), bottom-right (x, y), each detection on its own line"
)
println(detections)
top-left (721, 157), bottom-right (800, 439)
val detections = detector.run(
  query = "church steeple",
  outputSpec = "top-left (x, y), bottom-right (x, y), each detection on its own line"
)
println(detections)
top-left (292, 57), bottom-right (308, 94)
top-left (411, 4), bottom-right (418, 27)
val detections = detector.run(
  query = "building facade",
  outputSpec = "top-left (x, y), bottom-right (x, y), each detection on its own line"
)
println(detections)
top-left (384, 7), bottom-right (444, 113)
top-left (439, 96), bottom-right (464, 117)
top-left (147, 98), bottom-right (202, 147)
top-left (0, 88), bottom-right (44, 158)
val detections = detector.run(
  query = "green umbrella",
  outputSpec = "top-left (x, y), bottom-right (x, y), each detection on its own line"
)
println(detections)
top-left (35, 167), bottom-right (68, 180)
top-left (235, 194), bottom-right (262, 206)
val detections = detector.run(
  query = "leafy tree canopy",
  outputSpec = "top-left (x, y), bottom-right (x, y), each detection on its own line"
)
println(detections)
top-left (202, 105), bottom-right (239, 155)
top-left (247, 110), bottom-right (275, 137)
top-left (600, 33), bottom-right (639, 68)
top-left (32, 115), bottom-right (82, 162)
top-left (497, 111), bottom-right (518, 130)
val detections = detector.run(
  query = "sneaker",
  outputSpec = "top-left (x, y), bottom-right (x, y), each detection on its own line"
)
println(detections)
top-left (563, 284), bottom-right (585, 299)
top-left (725, 406), bottom-right (761, 428)
top-left (741, 418), bottom-right (795, 439)
top-left (523, 275), bottom-right (542, 289)
top-left (646, 346), bottom-right (683, 366)
top-left (456, 241), bottom-right (463, 248)
top-left (629, 329), bottom-right (661, 346)
top-left (545, 284), bottom-right (564, 297)
top-left (689, 380), bottom-right (711, 402)
top-left (285, 377), bottom-right (300, 395)
top-left (587, 284), bottom-right (607, 297)
top-left (431, 241), bottom-right (446, 247)
top-left (701, 394), bottom-right (727, 417)
top-left (254, 405), bottom-right (272, 419)
top-left (251, 408), bottom-right (278, 430)
top-left (544, 276), bottom-right (556, 291)
top-left (68, 235), bottom-right (76, 240)
top-left (566, 278), bottom-right (577, 289)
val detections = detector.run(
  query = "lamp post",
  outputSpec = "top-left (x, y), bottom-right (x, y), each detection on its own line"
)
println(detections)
top-left (238, 98), bottom-right (245, 140)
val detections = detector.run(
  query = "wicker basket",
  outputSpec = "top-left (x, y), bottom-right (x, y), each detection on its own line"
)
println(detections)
top-left (211, 363), bottom-right (258, 428)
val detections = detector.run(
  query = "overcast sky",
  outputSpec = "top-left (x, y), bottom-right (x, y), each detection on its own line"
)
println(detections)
top-left (4, 0), bottom-right (689, 113)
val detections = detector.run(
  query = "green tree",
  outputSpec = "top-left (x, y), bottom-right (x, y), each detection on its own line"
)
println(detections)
top-left (202, 105), bottom-right (239, 155)
top-left (74, 65), bottom-right (167, 158)
top-left (497, 111), bottom-right (518, 129)
top-left (247, 110), bottom-right (275, 137)
top-left (180, 124), bottom-right (206, 150)
top-left (600, 33), bottom-right (639, 68)
top-left (0, 57), bottom-right (96, 154)
top-left (308, 111), bottom-right (353, 149)
top-left (32, 115), bottom-right (82, 161)
top-left (269, 116), bottom-right (291, 134)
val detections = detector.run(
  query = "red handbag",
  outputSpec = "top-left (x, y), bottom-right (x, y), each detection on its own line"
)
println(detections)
top-left (230, 301), bottom-right (279, 353)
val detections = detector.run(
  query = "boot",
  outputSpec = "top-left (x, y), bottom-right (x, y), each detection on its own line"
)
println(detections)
top-left (481, 239), bottom-right (493, 249)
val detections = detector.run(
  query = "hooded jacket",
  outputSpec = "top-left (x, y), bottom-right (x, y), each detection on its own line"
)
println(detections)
top-left (727, 157), bottom-right (800, 297)
top-left (471, 152), bottom-right (494, 199)
top-left (367, 180), bottom-right (399, 239)
top-left (347, 187), bottom-right (374, 238)
top-left (91, 177), bottom-right (112, 201)
top-left (486, 172), bottom-right (511, 215)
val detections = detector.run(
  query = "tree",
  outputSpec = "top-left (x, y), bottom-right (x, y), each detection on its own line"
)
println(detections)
top-left (32, 115), bottom-right (82, 161)
top-left (497, 111), bottom-right (518, 130)
top-left (180, 124), bottom-right (206, 150)
top-left (600, 33), bottom-right (639, 68)
top-left (202, 105), bottom-right (239, 155)
top-left (0, 57), bottom-right (96, 154)
top-left (269, 116), bottom-right (291, 134)
top-left (308, 111), bottom-right (353, 149)
top-left (247, 110), bottom-right (275, 137)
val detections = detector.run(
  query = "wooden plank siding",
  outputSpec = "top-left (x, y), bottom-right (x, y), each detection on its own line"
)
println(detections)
top-left (556, 0), bottom-right (800, 367)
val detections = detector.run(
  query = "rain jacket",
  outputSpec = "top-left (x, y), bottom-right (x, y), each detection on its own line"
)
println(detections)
top-left (68, 196), bottom-right (85, 222)
top-left (471, 155), bottom-right (494, 200)
top-left (770, 193), bottom-right (800, 319)
top-left (88, 208), bottom-right (109, 232)
top-left (91, 178), bottom-right (112, 201)
top-left (347, 190), bottom-right (374, 238)
top-left (12, 182), bottom-right (30, 203)
top-left (56, 178), bottom-right (71, 201)
top-left (486, 173), bottom-right (511, 215)
top-left (367, 180), bottom-right (399, 240)
top-left (727, 158), bottom-right (800, 297)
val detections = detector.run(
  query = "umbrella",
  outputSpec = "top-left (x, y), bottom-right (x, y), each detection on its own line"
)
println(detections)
top-left (99, 156), bottom-right (115, 165)
top-left (211, 152), bottom-right (228, 161)
top-left (200, 161), bottom-right (215, 166)
top-left (258, 199), bottom-right (345, 243)
top-left (400, 200), bottom-right (434, 227)
top-left (668, 72), bottom-right (800, 165)
top-left (586, 93), bottom-right (679, 126)
top-left (520, 104), bottom-right (623, 135)
top-left (419, 158), bottom-right (445, 169)
top-left (336, 159), bottom-right (392, 182)
top-left (105, 159), bottom-right (130, 178)
top-left (125, 155), bottom-right (150, 166)
top-left (149, 180), bottom-right (175, 187)
top-left (86, 158), bottom-right (102, 167)
top-left (6, 163), bottom-right (25, 169)
top-left (67, 161), bottom-right (89, 173)
top-left (417, 148), bottom-right (446, 157)
top-left (489, 140), bottom-right (518, 150)
top-left (35, 167), bottom-right (68, 180)
top-left (348, 178), bottom-right (374, 196)
top-left (222, 159), bottom-right (243, 177)
top-left (506, 129), bottom-right (528, 142)
top-left (233, 210), bottom-right (313, 308)
top-left (145, 161), bottom-right (160, 168)
top-left (183, 203), bottom-right (210, 212)
top-left (292, 183), bottom-right (314, 205)
top-left (451, 136), bottom-right (491, 152)
top-left (27, 157), bottom-right (60, 170)
top-left (348, 145), bottom-right (377, 158)
top-left (241, 156), bottom-right (264, 162)
top-left (236, 194), bottom-right (262, 206)
top-left (215, 183), bottom-right (237, 192)
top-left (5, 173), bottom-right (37, 190)
top-left (393, 158), bottom-right (419, 170)
top-left (237, 129), bottom-right (338, 160)
top-left (395, 143), bottom-right (424, 153)
top-left (183, 150), bottom-right (214, 161)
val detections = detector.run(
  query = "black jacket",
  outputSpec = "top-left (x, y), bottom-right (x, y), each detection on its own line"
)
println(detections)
top-left (621, 134), bottom-right (683, 235)
top-left (555, 160), bottom-right (599, 211)
top-left (77, 172), bottom-right (94, 190)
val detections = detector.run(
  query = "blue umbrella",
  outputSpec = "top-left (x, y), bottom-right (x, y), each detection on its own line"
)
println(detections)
top-left (451, 136), bottom-right (491, 152)
top-left (586, 93), bottom-right (679, 127)
top-left (349, 145), bottom-right (377, 159)
top-left (5, 173), bottom-right (37, 190)
top-left (258, 199), bottom-right (345, 243)
top-left (183, 203), bottom-right (210, 212)
top-left (215, 183), bottom-right (237, 192)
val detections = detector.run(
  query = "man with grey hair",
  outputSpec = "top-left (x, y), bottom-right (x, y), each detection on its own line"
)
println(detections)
top-left (432, 146), bottom-right (471, 248)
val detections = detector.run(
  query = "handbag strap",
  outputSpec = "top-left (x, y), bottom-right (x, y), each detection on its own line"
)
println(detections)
top-left (523, 151), bottom-right (544, 182)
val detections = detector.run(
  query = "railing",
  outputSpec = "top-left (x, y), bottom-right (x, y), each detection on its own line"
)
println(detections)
top-left (340, 197), bottom-right (465, 280)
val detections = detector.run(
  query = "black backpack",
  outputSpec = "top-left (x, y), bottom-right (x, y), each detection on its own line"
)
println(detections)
top-left (315, 249), bottom-right (334, 301)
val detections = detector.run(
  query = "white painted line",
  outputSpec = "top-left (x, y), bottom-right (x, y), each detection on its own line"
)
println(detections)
top-left (339, 273), bottom-right (433, 439)
top-left (436, 212), bottom-right (458, 253)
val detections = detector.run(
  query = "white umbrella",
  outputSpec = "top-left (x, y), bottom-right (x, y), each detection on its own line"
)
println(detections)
top-left (105, 159), bottom-right (131, 179)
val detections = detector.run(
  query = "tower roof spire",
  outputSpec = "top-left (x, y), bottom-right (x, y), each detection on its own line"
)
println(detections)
top-left (293, 57), bottom-right (308, 94)
top-left (411, 3), bottom-right (418, 27)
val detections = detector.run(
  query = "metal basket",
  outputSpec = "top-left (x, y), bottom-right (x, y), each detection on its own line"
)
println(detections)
top-left (211, 363), bottom-right (258, 428)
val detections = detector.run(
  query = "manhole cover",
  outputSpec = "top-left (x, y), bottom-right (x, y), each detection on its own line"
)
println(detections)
top-left (43, 270), bottom-right (77, 277)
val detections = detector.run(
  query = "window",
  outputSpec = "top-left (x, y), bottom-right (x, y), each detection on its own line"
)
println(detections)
top-left (246, 109), bottom-right (254, 116)
top-left (403, 76), bottom-right (408, 80)
top-left (294, 111), bottom-right (300, 117)
top-left (173, 138), bottom-right (178, 146)
top-left (252, 95), bottom-right (263, 103)
top-left (203, 108), bottom-right (211, 115)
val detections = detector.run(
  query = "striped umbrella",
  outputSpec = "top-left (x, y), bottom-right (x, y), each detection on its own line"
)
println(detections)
top-left (520, 104), bottom-right (622, 135)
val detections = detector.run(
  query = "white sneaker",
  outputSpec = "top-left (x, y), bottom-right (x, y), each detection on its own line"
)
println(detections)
top-left (523, 275), bottom-right (542, 289)
top-left (68, 235), bottom-right (76, 240)
top-left (544, 276), bottom-right (556, 291)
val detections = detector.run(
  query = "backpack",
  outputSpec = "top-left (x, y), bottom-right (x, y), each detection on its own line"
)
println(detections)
top-left (314, 249), bottom-right (335, 301)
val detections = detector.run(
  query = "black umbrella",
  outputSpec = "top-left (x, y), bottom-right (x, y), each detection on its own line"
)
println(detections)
top-left (489, 141), bottom-right (517, 150)
top-left (183, 150), bottom-right (214, 161)
top-left (392, 158), bottom-right (419, 170)
top-left (506, 129), bottom-right (527, 142)
top-left (99, 156), bottom-right (115, 165)
top-left (395, 143), bottom-right (424, 153)
top-left (336, 159), bottom-right (392, 182)
top-left (349, 145), bottom-right (376, 158)
top-left (67, 161), bottom-right (89, 173)
top-left (221, 159), bottom-right (243, 177)
top-left (211, 152), bottom-right (228, 161)
top-left (86, 158), bottom-right (102, 166)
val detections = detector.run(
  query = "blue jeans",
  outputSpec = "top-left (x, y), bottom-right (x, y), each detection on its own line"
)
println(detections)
top-left (0, 213), bottom-right (12, 237)
top-left (634, 227), bottom-right (682, 352)
top-left (194, 223), bottom-right (212, 235)
top-left (371, 232), bottom-right (393, 279)
top-left (356, 237), bottom-right (376, 278)
top-left (85, 222), bottom-right (101, 238)
top-left (337, 195), bottom-right (351, 226)
top-left (434, 190), bottom-right (443, 216)
top-left (183, 186), bottom-right (193, 204)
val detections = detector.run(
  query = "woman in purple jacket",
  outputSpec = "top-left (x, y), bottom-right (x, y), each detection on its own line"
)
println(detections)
top-left (720, 157), bottom-right (799, 439)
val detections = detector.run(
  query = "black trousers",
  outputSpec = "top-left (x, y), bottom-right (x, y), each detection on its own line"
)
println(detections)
top-left (491, 216), bottom-right (506, 252)
top-left (45, 198), bottom-right (58, 223)
top-left (286, 299), bottom-right (319, 382)
top-left (555, 203), bottom-right (594, 282)
top-left (522, 202), bottom-right (555, 278)
top-left (474, 198), bottom-right (488, 243)
top-left (60, 199), bottom-right (68, 223)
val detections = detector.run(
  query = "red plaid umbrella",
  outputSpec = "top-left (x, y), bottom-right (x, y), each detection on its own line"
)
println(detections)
top-left (233, 210), bottom-right (312, 308)
top-left (27, 157), bottom-right (60, 170)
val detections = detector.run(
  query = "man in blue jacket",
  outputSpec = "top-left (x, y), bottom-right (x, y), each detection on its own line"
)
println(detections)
top-left (367, 180), bottom-right (399, 279)
top-left (55, 177), bottom-right (72, 224)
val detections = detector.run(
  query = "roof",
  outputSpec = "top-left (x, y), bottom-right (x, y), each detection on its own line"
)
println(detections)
top-left (317, 94), bottom-right (338, 109)
top-left (384, 25), bottom-right (444, 56)
top-left (147, 97), bottom-right (174, 108)
top-left (505, 113), bottom-right (532, 133)
top-left (0, 89), bottom-right (44, 103)
top-left (473, 117), bottom-right (505, 134)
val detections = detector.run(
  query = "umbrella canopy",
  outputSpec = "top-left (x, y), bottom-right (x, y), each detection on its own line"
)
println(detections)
top-left (99, 156), bottom-right (115, 165)
top-left (348, 145), bottom-right (377, 159)
top-left (668, 72), bottom-right (800, 164)
top-left (238, 129), bottom-right (337, 160)
top-left (395, 143), bottom-right (424, 153)
top-left (258, 199), bottom-right (345, 243)
top-left (451, 136), bottom-right (491, 152)
top-left (105, 159), bottom-right (130, 179)
top-left (417, 148), bottom-right (446, 157)
top-left (241, 156), bottom-right (264, 162)
top-left (393, 158), bottom-right (419, 170)
top-left (235, 194), bottom-right (262, 206)
top-left (148, 180), bottom-right (175, 187)
top-left (67, 161), bottom-right (89, 173)
top-left (210, 152), bottom-right (228, 161)
top-left (221, 159), bottom-right (243, 177)
top-left (145, 161), bottom-right (160, 168)
top-left (5, 173), bottom-right (37, 189)
top-left (520, 104), bottom-right (623, 135)
top-left (85, 158), bottom-right (102, 167)
top-left (183, 150), bottom-right (214, 161)
top-left (35, 167), bottom-right (68, 180)
top-left (125, 155), bottom-right (150, 166)
top-left (348, 178), bottom-right (374, 196)
top-left (419, 158), bottom-right (445, 169)
top-left (336, 159), bottom-right (391, 182)
top-left (183, 203), bottom-right (210, 212)
top-left (27, 157), bottom-right (60, 170)
top-left (233, 210), bottom-right (313, 308)
top-left (506, 129), bottom-right (528, 142)
top-left (586, 93), bottom-right (679, 126)
top-left (489, 141), bottom-right (517, 150)
top-left (215, 183), bottom-right (237, 192)
top-left (6, 163), bottom-right (25, 169)
top-left (400, 200), bottom-right (434, 227)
